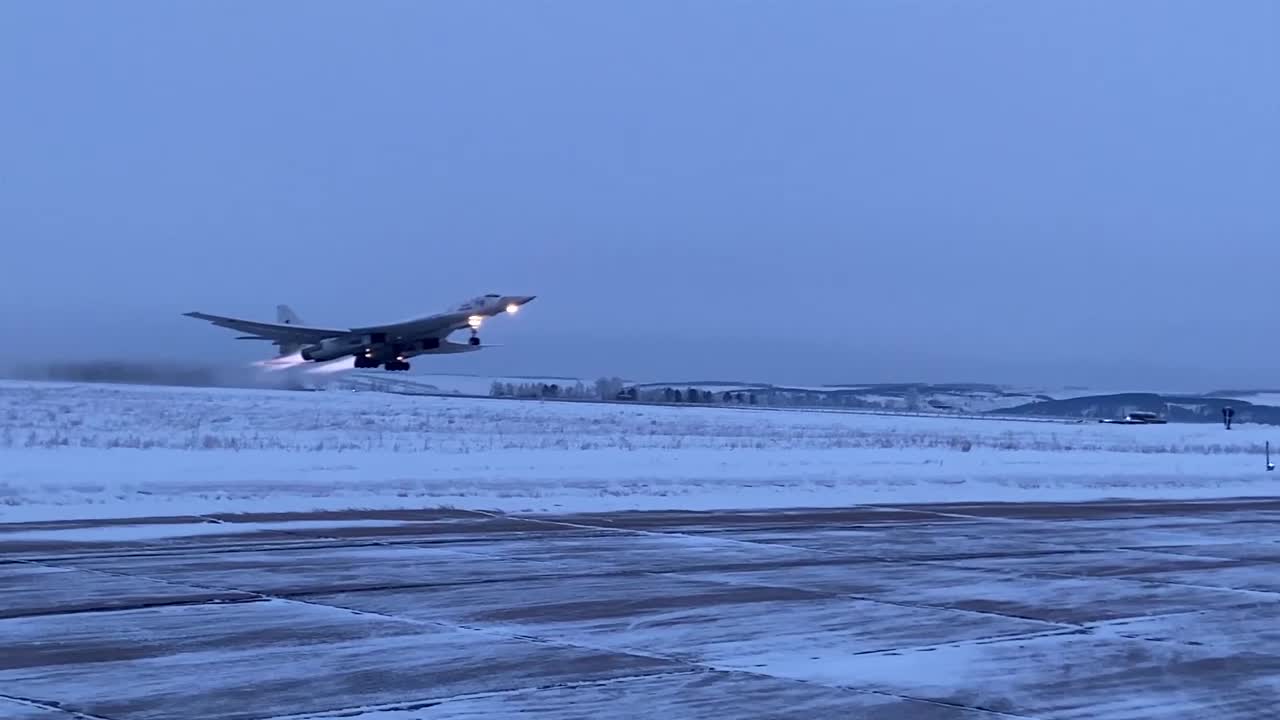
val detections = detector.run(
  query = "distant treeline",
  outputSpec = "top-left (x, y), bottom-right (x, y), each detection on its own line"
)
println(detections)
top-left (489, 377), bottom-right (764, 405)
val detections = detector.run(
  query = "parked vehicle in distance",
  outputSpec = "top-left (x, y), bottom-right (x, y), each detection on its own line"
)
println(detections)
top-left (1101, 411), bottom-right (1168, 425)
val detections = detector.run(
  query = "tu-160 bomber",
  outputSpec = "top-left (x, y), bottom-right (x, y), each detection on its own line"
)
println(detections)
top-left (184, 294), bottom-right (535, 371)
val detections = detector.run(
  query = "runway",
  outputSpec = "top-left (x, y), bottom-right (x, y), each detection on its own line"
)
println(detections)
top-left (3, 499), bottom-right (1280, 719)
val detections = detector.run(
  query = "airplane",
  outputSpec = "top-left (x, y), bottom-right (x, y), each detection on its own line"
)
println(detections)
top-left (183, 294), bottom-right (536, 371)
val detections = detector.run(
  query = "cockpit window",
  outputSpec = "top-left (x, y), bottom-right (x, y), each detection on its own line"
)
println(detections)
top-left (484, 294), bottom-right (500, 298)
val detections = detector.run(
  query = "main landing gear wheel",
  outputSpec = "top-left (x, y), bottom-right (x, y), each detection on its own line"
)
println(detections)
top-left (354, 356), bottom-right (378, 369)
top-left (383, 360), bottom-right (410, 371)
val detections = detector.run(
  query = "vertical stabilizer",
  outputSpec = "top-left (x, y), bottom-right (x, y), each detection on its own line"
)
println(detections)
top-left (277, 305), bottom-right (304, 325)
top-left (275, 305), bottom-right (304, 356)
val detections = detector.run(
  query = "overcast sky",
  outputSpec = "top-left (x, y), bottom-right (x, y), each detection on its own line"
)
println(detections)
top-left (2, 2), bottom-right (1276, 389)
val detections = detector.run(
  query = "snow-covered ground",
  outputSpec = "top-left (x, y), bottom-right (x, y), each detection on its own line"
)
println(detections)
top-left (2, 380), bottom-right (1279, 523)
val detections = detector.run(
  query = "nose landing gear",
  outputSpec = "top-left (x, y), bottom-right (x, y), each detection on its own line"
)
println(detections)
top-left (469, 329), bottom-right (481, 347)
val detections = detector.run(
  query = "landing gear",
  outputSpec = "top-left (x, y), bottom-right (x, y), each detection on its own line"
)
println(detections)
top-left (353, 347), bottom-right (410, 370)
top-left (469, 330), bottom-right (481, 347)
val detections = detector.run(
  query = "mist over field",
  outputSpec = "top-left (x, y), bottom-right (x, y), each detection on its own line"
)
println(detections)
top-left (3, 359), bottom-right (311, 391)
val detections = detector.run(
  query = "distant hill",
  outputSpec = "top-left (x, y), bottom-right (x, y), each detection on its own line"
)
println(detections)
top-left (997, 392), bottom-right (1280, 425)
top-left (629, 381), bottom-right (1051, 413)
top-left (319, 371), bottom-right (1280, 424)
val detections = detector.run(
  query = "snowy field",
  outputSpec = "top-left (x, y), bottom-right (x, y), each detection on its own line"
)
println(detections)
top-left (2, 380), bottom-right (1279, 522)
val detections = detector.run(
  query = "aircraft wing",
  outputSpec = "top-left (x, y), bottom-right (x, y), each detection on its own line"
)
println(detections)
top-left (351, 311), bottom-right (472, 338)
top-left (183, 312), bottom-right (350, 344)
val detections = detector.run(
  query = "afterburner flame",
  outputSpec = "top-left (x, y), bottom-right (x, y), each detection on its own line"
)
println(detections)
top-left (249, 351), bottom-right (356, 376)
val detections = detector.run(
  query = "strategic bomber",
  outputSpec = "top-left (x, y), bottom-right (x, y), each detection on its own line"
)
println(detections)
top-left (185, 293), bottom-right (536, 372)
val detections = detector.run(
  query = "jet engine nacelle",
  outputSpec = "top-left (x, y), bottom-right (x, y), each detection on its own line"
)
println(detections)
top-left (301, 336), bottom-right (373, 362)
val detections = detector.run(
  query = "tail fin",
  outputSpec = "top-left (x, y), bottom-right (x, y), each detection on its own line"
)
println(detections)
top-left (277, 304), bottom-right (304, 325)
top-left (275, 305), bottom-right (304, 357)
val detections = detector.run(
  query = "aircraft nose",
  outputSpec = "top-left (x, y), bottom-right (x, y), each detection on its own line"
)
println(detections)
top-left (502, 295), bottom-right (536, 315)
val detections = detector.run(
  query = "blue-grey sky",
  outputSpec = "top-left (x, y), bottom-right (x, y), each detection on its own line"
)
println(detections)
top-left (2, 1), bottom-right (1276, 389)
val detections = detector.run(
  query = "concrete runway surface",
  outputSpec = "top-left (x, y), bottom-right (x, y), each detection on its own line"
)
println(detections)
top-left (3, 499), bottom-right (1280, 719)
